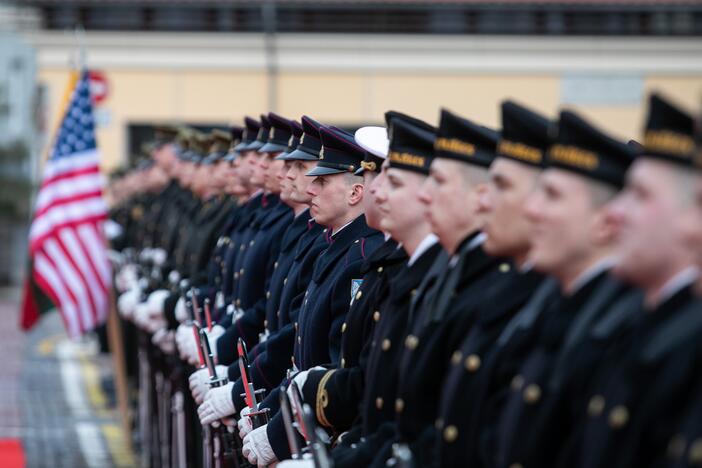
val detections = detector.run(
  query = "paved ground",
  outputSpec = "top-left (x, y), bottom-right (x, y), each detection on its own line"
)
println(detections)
top-left (0, 287), bottom-right (136, 468)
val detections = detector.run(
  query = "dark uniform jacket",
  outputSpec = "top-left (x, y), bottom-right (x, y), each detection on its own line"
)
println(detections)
top-left (301, 238), bottom-right (408, 434)
top-left (360, 233), bottom-right (509, 467)
top-left (490, 271), bottom-right (634, 468)
top-left (218, 192), bottom-right (264, 309)
top-left (665, 372), bottom-right (702, 468)
top-left (330, 241), bottom-right (444, 468)
top-left (574, 282), bottom-right (701, 468)
top-left (219, 198), bottom-right (293, 350)
top-left (414, 262), bottom-right (543, 468)
top-left (225, 216), bottom-right (326, 412)
top-left (292, 214), bottom-right (384, 369)
top-left (164, 200), bottom-right (239, 327)
top-left (266, 214), bottom-right (383, 460)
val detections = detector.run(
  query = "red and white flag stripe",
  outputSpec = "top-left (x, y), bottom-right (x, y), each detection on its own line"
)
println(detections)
top-left (30, 148), bottom-right (110, 338)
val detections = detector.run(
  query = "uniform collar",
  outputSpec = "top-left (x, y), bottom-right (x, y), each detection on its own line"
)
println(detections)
top-left (449, 231), bottom-right (486, 268)
top-left (567, 256), bottom-right (617, 296)
top-left (653, 265), bottom-right (699, 309)
top-left (331, 218), bottom-right (356, 238)
top-left (294, 207), bottom-right (310, 219)
top-left (408, 233), bottom-right (439, 267)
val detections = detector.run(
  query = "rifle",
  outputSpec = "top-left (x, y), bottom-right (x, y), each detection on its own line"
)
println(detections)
top-left (278, 388), bottom-right (302, 459)
top-left (301, 403), bottom-right (333, 468)
top-left (170, 280), bottom-right (193, 468)
top-left (203, 297), bottom-right (214, 332)
top-left (198, 324), bottom-right (239, 468)
top-left (288, 381), bottom-right (310, 443)
top-left (192, 323), bottom-right (214, 468)
top-left (190, 287), bottom-right (204, 327)
top-left (237, 338), bottom-right (270, 428)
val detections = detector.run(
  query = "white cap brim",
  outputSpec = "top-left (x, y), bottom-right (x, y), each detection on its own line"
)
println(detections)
top-left (354, 126), bottom-right (389, 159)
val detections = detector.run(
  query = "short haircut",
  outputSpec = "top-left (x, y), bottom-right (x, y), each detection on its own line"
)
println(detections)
top-left (458, 162), bottom-right (489, 188)
top-left (588, 179), bottom-right (619, 209)
top-left (343, 172), bottom-right (365, 186)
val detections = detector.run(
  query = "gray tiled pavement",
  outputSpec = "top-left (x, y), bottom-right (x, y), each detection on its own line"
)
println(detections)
top-left (0, 287), bottom-right (135, 468)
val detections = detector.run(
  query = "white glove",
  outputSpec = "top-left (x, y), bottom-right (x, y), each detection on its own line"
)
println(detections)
top-left (175, 296), bottom-right (189, 323)
top-left (168, 270), bottom-right (181, 286)
top-left (147, 289), bottom-right (170, 317)
top-left (175, 323), bottom-right (200, 365)
top-left (206, 325), bottom-right (225, 359)
top-left (238, 406), bottom-right (254, 439)
top-left (117, 288), bottom-right (142, 319)
top-left (242, 424), bottom-right (277, 466)
top-left (139, 248), bottom-right (153, 263)
top-left (198, 382), bottom-right (236, 425)
top-left (152, 328), bottom-right (176, 354)
top-left (142, 289), bottom-right (170, 333)
top-left (277, 459), bottom-right (315, 468)
top-left (134, 301), bottom-right (150, 329)
top-left (286, 366), bottom-right (325, 419)
top-left (189, 365), bottom-right (228, 404)
top-left (115, 264), bottom-right (138, 292)
top-left (151, 248), bottom-right (167, 267)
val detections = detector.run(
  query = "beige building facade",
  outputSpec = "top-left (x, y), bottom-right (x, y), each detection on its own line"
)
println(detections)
top-left (22, 31), bottom-right (702, 170)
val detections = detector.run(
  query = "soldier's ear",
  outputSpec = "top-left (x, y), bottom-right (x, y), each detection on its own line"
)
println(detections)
top-left (592, 204), bottom-right (619, 247)
top-left (348, 182), bottom-right (364, 206)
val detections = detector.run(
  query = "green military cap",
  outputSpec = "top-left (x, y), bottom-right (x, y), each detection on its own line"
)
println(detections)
top-left (153, 124), bottom-right (179, 148)
top-left (174, 127), bottom-right (194, 161)
top-left (202, 129), bottom-right (232, 165)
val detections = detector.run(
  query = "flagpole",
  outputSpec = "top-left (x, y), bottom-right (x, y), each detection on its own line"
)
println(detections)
top-left (74, 24), bottom-right (87, 71)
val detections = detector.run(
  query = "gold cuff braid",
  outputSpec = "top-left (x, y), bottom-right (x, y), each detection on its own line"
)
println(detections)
top-left (315, 370), bottom-right (337, 429)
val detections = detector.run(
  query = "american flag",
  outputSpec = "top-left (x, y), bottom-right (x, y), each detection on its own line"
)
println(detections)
top-left (25, 70), bottom-right (111, 339)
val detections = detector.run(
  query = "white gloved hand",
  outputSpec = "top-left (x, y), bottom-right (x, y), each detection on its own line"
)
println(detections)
top-left (152, 328), bottom-right (176, 354)
top-left (133, 301), bottom-right (165, 333)
top-left (134, 301), bottom-right (150, 329)
top-left (115, 264), bottom-right (138, 292)
top-left (147, 289), bottom-right (170, 317)
top-left (277, 459), bottom-right (315, 468)
top-left (238, 406), bottom-right (254, 439)
top-left (175, 323), bottom-right (200, 365)
top-left (168, 270), bottom-right (181, 286)
top-left (151, 248), bottom-right (167, 267)
top-left (139, 248), bottom-right (153, 263)
top-left (189, 365), bottom-right (228, 404)
top-left (174, 296), bottom-right (189, 323)
top-left (242, 424), bottom-right (277, 467)
top-left (286, 366), bottom-right (326, 418)
top-left (143, 289), bottom-right (170, 333)
top-left (198, 382), bottom-right (236, 425)
top-left (206, 325), bottom-right (225, 360)
top-left (117, 287), bottom-right (142, 320)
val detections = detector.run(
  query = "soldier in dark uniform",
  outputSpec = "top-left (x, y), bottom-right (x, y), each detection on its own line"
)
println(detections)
top-left (662, 111), bottom-right (702, 468)
top-left (219, 116), bottom-right (329, 425)
top-left (484, 107), bottom-right (637, 468)
top-left (350, 109), bottom-right (513, 467)
top-left (183, 114), bottom-right (296, 387)
top-left (257, 124), bottom-right (389, 426)
top-left (567, 93), bottom-right (701, 468)
top-left (239, 125), bottom-right (384, 466)
top-left (175, 115), bottom-right (275, 365)
top-left (195, 115), bottom-right (330, 426)
top-left (291, 119), bottom-right (405, 437)
top-left (308, 115), bottom-right (443, 468)
top-left (210, 113), bottom-right (295, 353)
top-left (397, 101), bottom-right (549, 468)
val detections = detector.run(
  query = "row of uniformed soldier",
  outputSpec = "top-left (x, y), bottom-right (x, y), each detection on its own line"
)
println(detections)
top-left (110, 90), bottom-right (702, 468)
